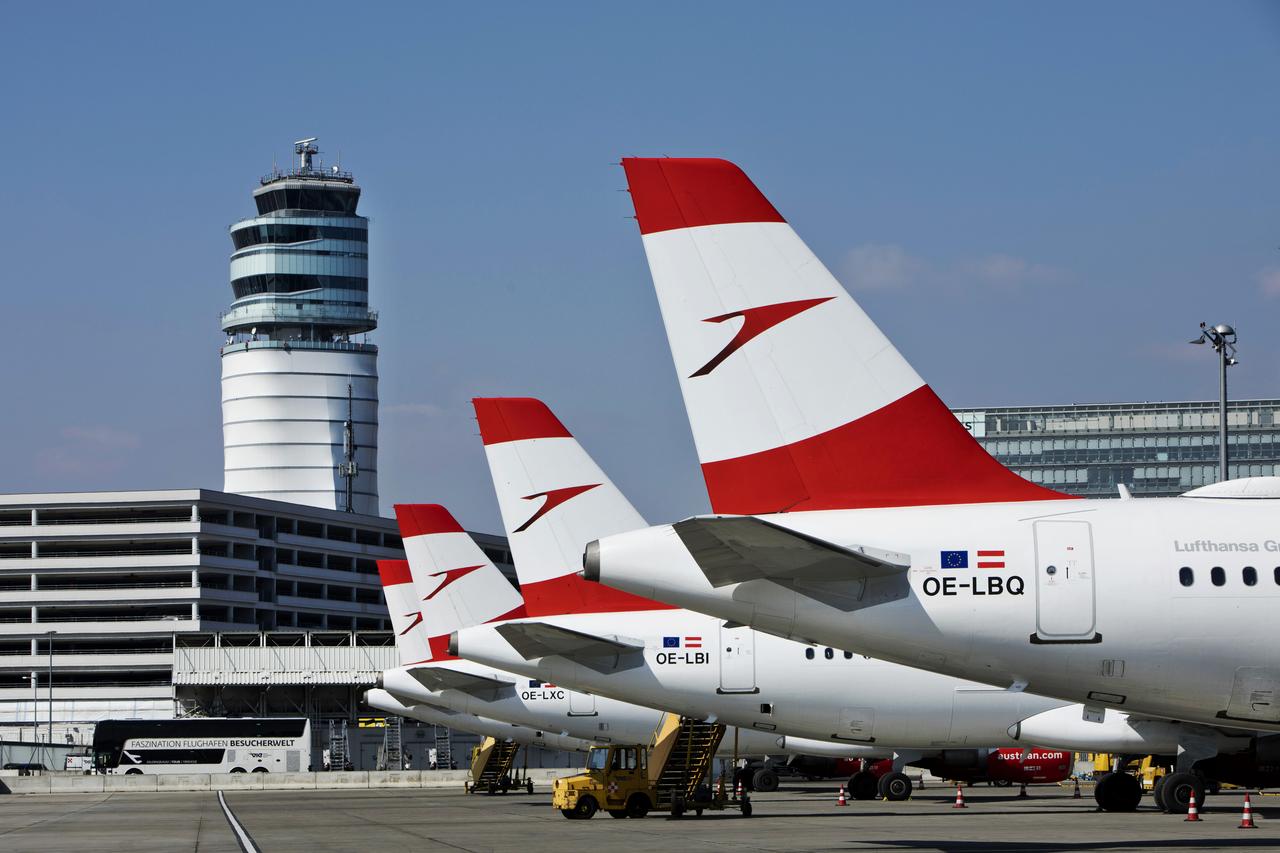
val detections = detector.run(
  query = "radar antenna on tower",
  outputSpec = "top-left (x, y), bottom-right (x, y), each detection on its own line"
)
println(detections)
top-left (295, 137), bottom-right (319, 172)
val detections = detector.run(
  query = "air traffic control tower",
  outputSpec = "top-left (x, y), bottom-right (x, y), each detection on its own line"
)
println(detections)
top-left (220, 139), bottom-right (379, 514)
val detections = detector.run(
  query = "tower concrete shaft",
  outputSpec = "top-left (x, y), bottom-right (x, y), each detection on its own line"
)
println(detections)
top-left (220, 139), bottom-right (379, 514)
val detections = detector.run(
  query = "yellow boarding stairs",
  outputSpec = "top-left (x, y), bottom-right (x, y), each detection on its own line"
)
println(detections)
top-left (466, 737), bottom-right (522, 794)
top-left (648, 714), bottom-right (726, 813)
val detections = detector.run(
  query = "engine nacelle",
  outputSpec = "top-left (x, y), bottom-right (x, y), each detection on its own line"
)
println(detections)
top-left (985, 748), bottom-right (1072, 784)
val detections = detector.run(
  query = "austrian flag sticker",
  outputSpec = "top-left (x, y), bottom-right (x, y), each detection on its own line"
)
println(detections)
top-left (940, 549), bottom-right (1006, 569)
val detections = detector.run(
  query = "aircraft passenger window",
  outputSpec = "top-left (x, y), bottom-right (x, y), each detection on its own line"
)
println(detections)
top-left (1275, 567), bottom-right (1280, 585)
top-left (1211, 566), bottom-right (1225, 587)
top-left (844, 651), bottom-right (853, 659)
top-left (805, 648), bottom-right (815, 660)
top-left (1244, 566), bottom-right (1258, 586)
top-left (824, 647), bottom-right (834, 660)
top-left (1178, 567), bottom-right (1193, 587)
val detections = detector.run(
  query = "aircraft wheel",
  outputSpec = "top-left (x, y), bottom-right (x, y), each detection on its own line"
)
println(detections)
top-left (1152, 776), bottom-right (1168, 812)
top-left (573, 795), bottom-right (598, 819)
top-left (1093, 772), bottom-right (1141, 812)
top-left (849, 770), bottom-right (879, 800)
top-left (879, 771), bottom-right (913, 801)
top-left (752, 768), bottom-right (780, 792)
top-left (626, 793), bottom-right (650, 818)
top-left (1158, 771), bottom-right (1205, 815)
top-left (607, 810), bottom-right (629, 818)
top-left (741, 798), bottom-right (753, 817)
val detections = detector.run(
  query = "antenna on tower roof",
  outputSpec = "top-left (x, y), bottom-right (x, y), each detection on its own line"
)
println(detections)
top-left (294, 137), bottom-right (319, 172)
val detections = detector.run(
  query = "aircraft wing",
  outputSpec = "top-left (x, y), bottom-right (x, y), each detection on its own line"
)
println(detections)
top-left (673, 516), bottom-right (910, 588)
top-left (409, 666), bottom-right (513, 699)
top-left (494, 622), bottom-right (645, 674)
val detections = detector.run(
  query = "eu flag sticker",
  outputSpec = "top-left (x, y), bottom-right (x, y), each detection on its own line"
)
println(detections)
top-left (941, 550), bottom-right (969, 569)
top-left (663, 636), bottom-right (679, 648)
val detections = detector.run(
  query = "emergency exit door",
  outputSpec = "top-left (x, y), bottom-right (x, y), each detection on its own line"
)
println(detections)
top-left (568, 691), bottom-right (597, 716)
top-left (718, 623), bottom-right (757, 694)
top-left (1032, 520), bottom-right (1099, 643)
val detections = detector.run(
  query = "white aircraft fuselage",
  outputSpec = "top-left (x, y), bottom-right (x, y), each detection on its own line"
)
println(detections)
top-left (590, 494), bottom-right (1280, 733)
top-left (455, 606), bottom-right (1067, 751)
top-left (364, 687), bottom-right (593, 753)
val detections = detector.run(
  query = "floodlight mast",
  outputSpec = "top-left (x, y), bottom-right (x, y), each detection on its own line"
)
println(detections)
top-left (1189, 322), bottom-right (1238, 482)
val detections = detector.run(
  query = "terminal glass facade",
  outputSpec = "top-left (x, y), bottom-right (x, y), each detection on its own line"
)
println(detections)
top-left (953, 399), bottom-right (1280, 498)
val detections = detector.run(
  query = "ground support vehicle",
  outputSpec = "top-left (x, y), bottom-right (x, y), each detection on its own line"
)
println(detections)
top-left (552, 715), bottom-right (753, 819)
top-left (464, 737), bottom-right (534, 794)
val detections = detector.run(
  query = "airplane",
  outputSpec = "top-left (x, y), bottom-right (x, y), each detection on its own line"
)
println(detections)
top-left (363, 687), bottom-right (594, 757)
top-left (378, 506), bottom-right (858, 760)
top-left (452, 395), bottom-right (1078, 799)
top-left (582, 156), bottom-right (1280, 813)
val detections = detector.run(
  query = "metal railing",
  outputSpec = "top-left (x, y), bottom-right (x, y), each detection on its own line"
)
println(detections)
top-left (0, 548), bottom-right (194, 560)
top-left (0, 514), bottom-right (195, 527)
top-left (0, 647), bottom-right (173, 656)
top-left (219, 339), bottom-right (377, 354)
top-left (0, 614), bottom-right (195, 623)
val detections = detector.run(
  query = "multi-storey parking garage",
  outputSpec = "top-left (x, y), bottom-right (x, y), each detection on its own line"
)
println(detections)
top-left (0, 489), bottom-right (513, 736)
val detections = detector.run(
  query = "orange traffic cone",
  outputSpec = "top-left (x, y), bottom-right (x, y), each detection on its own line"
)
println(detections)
top-left (1072, 778), bottom-right (1081, 799)
top-left (837, 785), bottom-right (848, 806)
top-left (953, 785), bottom-right (967, 809)
top-left (1240, 792), bottom-right (1258, 829)
top-left (734, 779), bottom-right (743, 800)
top-left (1185, 790), bottom-right (1201, 822)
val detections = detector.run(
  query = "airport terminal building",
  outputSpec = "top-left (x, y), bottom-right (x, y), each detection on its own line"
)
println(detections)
top-left (955, 398), bottom-right (1280, 498)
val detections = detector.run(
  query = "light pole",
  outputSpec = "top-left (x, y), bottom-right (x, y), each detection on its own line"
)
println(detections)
top-left (1189, 322), bottom-right (1238, 482)
top-left (47, 630), bottom-right (54, 757)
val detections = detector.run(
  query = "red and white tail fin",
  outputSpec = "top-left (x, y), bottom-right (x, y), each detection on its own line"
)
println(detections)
top-left (621, 157), bottom-right (1070, 514)
top-left (473, 397), bottom-right (669, 616)
top-left (376, 559), bottom-right (435, 667)
top-left (394, 504), bottom-right (526, 653)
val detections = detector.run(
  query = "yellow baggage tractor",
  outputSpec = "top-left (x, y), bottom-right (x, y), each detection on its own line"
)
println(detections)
top-left (551, 714), bottom-right (752, 819)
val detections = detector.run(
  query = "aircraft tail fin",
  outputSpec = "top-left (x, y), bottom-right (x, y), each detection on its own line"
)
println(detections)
top-left (473, 397), bottom-right (670, 616)
top-left (621, 157), bottom-right (1070, 514)
top-left (393, 504), bottom-right (526, 660)
top-left (376, 559), bottom-right (436, 666)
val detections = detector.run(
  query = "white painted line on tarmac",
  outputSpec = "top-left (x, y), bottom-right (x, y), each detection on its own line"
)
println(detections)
top-left (217, 790), bottom-right (261, 853)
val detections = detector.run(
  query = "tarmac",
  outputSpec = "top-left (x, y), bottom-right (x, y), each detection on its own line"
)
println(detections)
top-left (2, 781), bottom-right (1277, 852)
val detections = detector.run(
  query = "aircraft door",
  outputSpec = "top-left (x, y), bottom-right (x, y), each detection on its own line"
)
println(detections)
top-left (1224, 668), bottom-right (1280, 724)
top-left (837, 707), bottom-right (875, 741)
top-left (1032, 520), bottom-right (1099, 643)
top-left (718, 623), bottom-right (757, 694)
top-left (568, 690), bottom-right (597, 716)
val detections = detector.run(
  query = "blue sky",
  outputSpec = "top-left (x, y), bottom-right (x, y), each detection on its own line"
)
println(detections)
top-left (2, 2), bottom-right (1278, 531)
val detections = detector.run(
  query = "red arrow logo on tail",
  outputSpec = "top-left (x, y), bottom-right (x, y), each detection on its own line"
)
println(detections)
top-left (690, 297), bottom-right (835, 378)
top-left (399, 611), bottom-right (423, 636)
top-left (514, 484), bottom-right (601, 533)
top-left (422, 565), bottom-right (483, 600)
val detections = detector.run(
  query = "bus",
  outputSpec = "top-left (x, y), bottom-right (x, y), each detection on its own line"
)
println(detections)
top-left (93, 718), bottom-right (311, 775)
